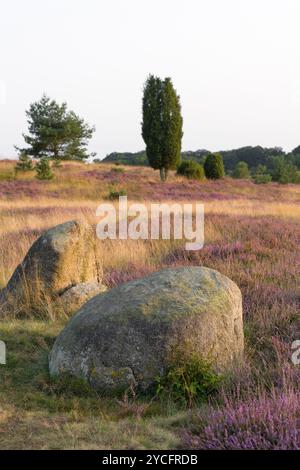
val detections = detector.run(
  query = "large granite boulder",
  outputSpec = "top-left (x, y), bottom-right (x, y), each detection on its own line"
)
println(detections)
top-left (49, 266), bottom-right (244, 392)
top-left (0, 220), bottom-right (104, 316)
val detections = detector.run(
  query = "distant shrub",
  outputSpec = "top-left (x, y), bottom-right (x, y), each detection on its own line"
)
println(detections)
top-left (15, 153), bottom-right (34, 172)
top-left (0, 169), bottom-right (15, 181)
top-left (35, 157), bottom-right (54, 180)
top-left (295, 171), bottom-right (300, 183)
top-left (269, 156), bottom-right (300, 184)
top-left (177, 160), bottom-right (205, 180)
top-left (253, 164), bottom-right (272, 184)
top-left (156, 351), bottom-right (222, 407)
top-left (254, 174), bottom-right (272, 184)
top-left (111, 167), bottom-right (125, 174)
top-left (108, 186), bottom-right (127, 200)
top-left (232, 161), bottom-right (250, 179)
top-left (204, 153), bottom-right (225, 179)
top-left (291, 153), bottom-right (300, 169)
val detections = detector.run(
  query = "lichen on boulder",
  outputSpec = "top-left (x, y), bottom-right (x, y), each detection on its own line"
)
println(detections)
top-left (49, 266), bottom-right (244, 393)
top-left (0, 220), bottom-right (104, 317)
top-left (57, 282), bottom-right (107, 315)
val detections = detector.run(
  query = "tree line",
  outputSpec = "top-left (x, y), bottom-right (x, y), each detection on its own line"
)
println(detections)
top-left (15, 76), bottom-right (300, 183)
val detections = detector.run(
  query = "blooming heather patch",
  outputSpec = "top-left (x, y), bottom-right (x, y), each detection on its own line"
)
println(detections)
top-left (182, 389), bottom-right (300, 450)
top-left (2, 161), bottom-right (300, 203)
top-left (103, 263), bottom-right (154, 288)
top-left (0, 180), bottom-right (46, 199)
top-left (163, 212), bottom-right (300, 385)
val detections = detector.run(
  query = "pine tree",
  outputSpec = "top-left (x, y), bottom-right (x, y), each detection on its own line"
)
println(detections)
top-left (15, 153), bottom-right (33, 172)
top-left (204, 153), bottom-right (225, 179)
top-left (35, 157), bottom-right (54, 180)
top-left (16, 95), bottom-right (95, 161)
top-left (142, 75), bottom-right (183, 181)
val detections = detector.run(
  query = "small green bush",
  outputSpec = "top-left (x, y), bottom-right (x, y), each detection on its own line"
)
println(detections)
top-left (44, 373), bottom-right (95, 397)
top-left (253, 164), bottom-right (272, 184)
top-left (232, 161), bottom-right (250, 179)
top-left (15, 153), bottom-right (34, 172)
top-left (177, 160), bottom-right (205, 180)
top-left (0, 170), bottom-right (15, 181)
top-left (269, 156), bottom-right (299, 184)
top-left (111, 167), bottom-right (125, 174)
top-left (35, 157), bottom-right (54, 180)
top-left (254, 173), bottom-right (272, 184)
top-left (108, 186), bottom-right (127, 200)
top-left (204, 153), bottom-right (225, 179)
top-left (156, 352), bottom-right (222, 407)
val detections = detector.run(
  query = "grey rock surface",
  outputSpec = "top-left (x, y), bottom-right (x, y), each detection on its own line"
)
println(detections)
top-left (58, 282), bottom-right (107, 314)
top-left (0, 220), bottom-right (102, 316)
top-left (49, 266), bottom-right (244, 392)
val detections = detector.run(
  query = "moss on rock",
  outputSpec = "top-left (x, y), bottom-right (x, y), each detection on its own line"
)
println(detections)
top-left (49, 267), bottom-right (244, 393)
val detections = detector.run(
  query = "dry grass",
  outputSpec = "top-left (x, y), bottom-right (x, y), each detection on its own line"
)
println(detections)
top-left (0, 160), bottom-right (299, 448)
top-left (0, 320), bottom-right (183, 449)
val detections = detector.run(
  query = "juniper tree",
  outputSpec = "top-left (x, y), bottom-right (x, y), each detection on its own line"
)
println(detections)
top-left (142, 75), bottom-right (183, 181)
top-left (204, 153), bottom-right (225, 179)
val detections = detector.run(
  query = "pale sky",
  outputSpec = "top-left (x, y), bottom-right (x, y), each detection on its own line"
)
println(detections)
top-left (0, 0), bottom-right (300, 159)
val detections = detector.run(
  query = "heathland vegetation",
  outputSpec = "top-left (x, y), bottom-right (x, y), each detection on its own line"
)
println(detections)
top-left (0, 75), bottom-right (299, 449)
top-left (0, 160), bottom-right (299, 449)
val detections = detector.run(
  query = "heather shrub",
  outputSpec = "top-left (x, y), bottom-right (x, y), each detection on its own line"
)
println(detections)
top-left (103, 264), bottom-right (153, 288)
top-left (184, 389), bottom-right (300, 449)
top-left (177, 160), bottom-right (204, 180)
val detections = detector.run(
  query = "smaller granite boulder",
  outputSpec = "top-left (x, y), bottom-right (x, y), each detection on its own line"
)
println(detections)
top-left (58, 282), bottom-right (107, 314)
top-left (0, 220), bottom-right (103, 316)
